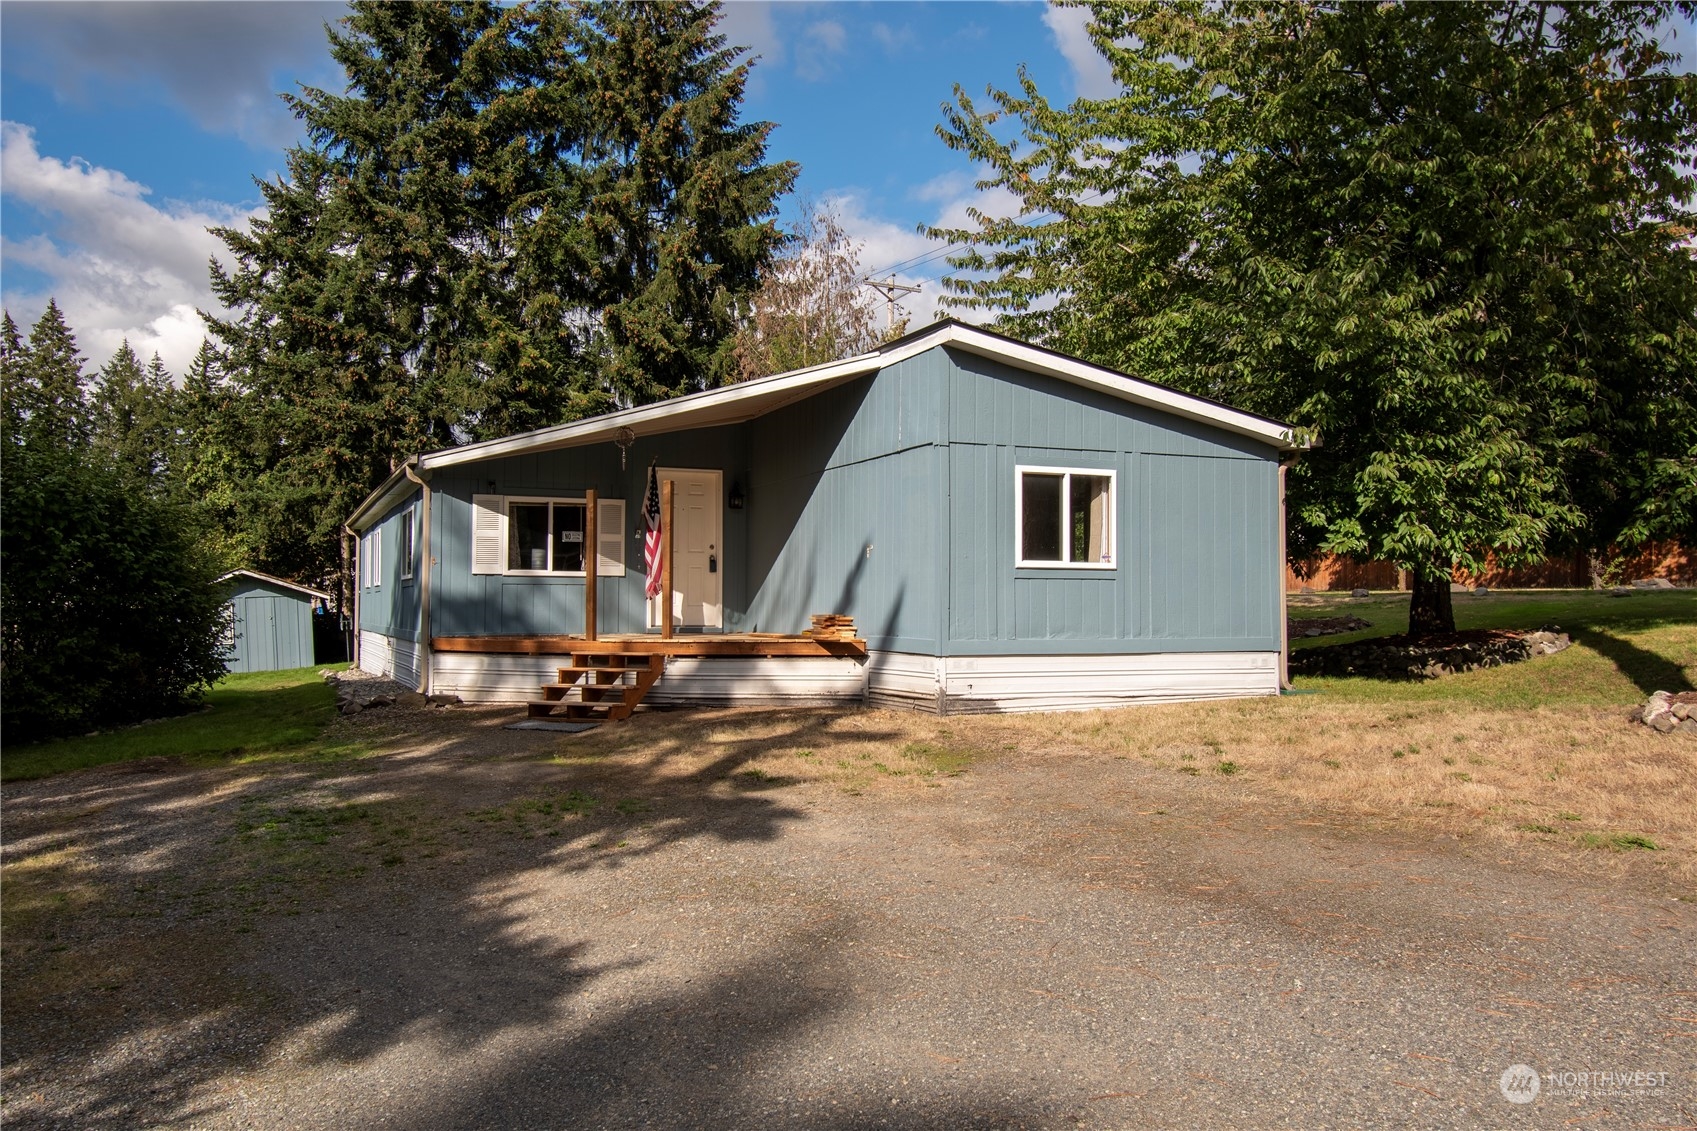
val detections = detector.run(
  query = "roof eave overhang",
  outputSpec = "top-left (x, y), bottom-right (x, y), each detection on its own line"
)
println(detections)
top-left (346, 459), bottom-right (421, 533)
top-left (346, 321), bottom-right (1310, 530)
top-left (218, 569), bottom-right (333, 601)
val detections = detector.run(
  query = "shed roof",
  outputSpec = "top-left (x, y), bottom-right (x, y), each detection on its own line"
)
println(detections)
top-left (350, 319), bottom-right (1308, 530)
top-left (219, 569), bottom-right (332, 602)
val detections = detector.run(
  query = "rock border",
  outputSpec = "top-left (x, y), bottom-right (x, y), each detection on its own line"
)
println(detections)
top-left (323, 669), bottom-right (460, 716)
top-left (1289, 628), bottom-right (1570, 681)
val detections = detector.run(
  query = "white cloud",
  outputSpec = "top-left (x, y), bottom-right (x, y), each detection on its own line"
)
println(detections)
top-left (717, 0), bottom-right (786, 88)
top-left (794, 19), bottom-right (848, 82)
top-left (822, 176), bottom-right (1030, 330)
top-left (0, 123), bottom-right (256, 377)
top-left (870, 21), bottom-right (915, 54)
top-left (1041, 4), bottom-right (1120, 101)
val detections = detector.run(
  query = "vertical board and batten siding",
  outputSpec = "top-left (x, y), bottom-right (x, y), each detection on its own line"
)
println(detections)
top-left (940, 347), bottom-right (1282, 656)
top-left (428, 427), bottom-right (749, 638)
top-left (225, 579), bottom-right (316, 672)
top-left (743, 352), bottom-right (947, 652)
top-left (357, 488), bottom-right (424, 685)
top-left (357, 488), bottom-right (423, 640)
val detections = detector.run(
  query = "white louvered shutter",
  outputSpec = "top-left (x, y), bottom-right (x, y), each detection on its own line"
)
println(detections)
top-left (596, 499), bottom-right (626, 577)
top-left (471, 494), bottom-right (506, 575)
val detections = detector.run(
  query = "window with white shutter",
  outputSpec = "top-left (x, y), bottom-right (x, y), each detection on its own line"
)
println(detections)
top-left (471, 494), bottom-right (506, 575)
top-left (472, 493), bottom-right (625, 576)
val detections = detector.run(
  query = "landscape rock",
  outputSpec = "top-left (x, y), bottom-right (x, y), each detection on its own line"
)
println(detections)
top-left (1636, 690), bottom-right (1697, 736)
top-left (340, 702), bottom-right (363, 716)
top-left (1631, 577), bottom-right (1675, 589)
top-left (397, 691), bottom-right (428, 708)
top-left (427, 693), bottom-right (462, 707)
top-left (1473, 586), bottom-right (1490, 596)
top-left (1607, 587), bottom-right (1632, 597)
top-left (1350, 588), bottom-right (1370, 598)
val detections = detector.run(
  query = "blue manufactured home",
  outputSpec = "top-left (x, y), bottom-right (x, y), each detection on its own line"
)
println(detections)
top-left (220, 570), bottom-right (331, 673)
top-left (347, 321), bottom-right (1306, 714)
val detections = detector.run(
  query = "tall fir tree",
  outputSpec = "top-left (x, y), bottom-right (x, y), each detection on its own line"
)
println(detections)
top-left (2, 307), bottom-right (232, 742)
top-left (91, 342), bottom-right (177, 478)
top-left (12, 300), bottom-right (92, 448)
top-left (930, 1), bottom-right (1697, 634)
top-left (210, 0), bottom-right (794, 585)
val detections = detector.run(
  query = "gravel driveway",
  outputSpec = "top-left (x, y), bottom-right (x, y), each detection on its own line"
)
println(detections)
top-left (4, 703), bottom-right (1692, 1130)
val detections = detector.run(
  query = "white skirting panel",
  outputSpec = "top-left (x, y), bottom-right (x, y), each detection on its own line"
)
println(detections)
top-left (358, 631), bottom-right (422, 691)
top-left (868, 650), bottom-right (1280, 715)
top-left (645, 656), bottom-right (866, 707)
top-left (428, 651), bottom-right (867, 707)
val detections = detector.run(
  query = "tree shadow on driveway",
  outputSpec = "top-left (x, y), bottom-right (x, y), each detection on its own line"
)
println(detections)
top-left (3, 705), bottom-right (1047, 1130)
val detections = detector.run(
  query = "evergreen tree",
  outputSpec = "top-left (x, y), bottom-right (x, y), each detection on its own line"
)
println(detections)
top-left (92, 342), bottom-right (177, 478)
top-left (1, 307), bottom-right (231, 743)
top-left (210, 0), bottom-right (794, 585)
top-left (569, 1), bottom-right (800, 401)
top-left (931, 2), bottom-right (1697, 634)
top-left (12, 300), bottom-right (92, 447)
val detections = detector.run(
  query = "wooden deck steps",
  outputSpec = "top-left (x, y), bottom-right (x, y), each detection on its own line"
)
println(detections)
top-left (526, 651), bottom-right (664, 724)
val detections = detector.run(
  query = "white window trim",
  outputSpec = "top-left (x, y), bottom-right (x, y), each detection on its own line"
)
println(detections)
top-left (399, 506), bottom-right (416, 582)
top-left (365, 528), bottom-right (382, 589)
top-left (501, 496), bottom-right (624, 578)
top-left (1014, 464), bottom-right (1118, 570)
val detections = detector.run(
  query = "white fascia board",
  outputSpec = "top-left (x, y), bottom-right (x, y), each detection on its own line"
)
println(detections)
top-left (219, 569), bottom-right (333, 601)
top-left (420, 350), bottom-right (893, 472)
top-left (347, 462), bottom-right (422, 533)
top-left (933, 324), bottom-right (1304, 450)
top-left (409, 319), bottom-right (1304, 478)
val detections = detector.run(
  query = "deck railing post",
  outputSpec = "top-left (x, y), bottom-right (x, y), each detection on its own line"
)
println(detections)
top-left (661, 478), bottom-right (674, 639)
top-left (584, 488), bottom-right (598, 642)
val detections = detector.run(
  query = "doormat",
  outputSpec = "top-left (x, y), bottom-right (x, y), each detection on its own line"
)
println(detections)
top-left (503, 719), bottom-right (599, 733)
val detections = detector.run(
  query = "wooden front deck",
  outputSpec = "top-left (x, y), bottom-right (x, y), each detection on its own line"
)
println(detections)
top-left (431, 633), bottom-right (867, 658)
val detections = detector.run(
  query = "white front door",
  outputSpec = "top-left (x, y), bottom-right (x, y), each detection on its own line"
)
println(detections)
top-left (650, 468), bottom-right (723, 629)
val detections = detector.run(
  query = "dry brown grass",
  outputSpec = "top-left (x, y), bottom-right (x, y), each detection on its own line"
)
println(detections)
top-left (571, 696), bottom-right (1695, 878)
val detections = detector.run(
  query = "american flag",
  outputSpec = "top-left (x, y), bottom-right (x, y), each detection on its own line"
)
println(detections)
top-left (643, 466), bottom-right (663, 598)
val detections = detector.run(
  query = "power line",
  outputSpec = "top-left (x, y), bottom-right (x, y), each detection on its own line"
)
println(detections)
top-left (857, 190), bottom-right (1108, 283)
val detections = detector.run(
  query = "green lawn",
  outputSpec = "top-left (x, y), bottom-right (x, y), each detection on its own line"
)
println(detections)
top-left (1289, 589), bottom-right (1697, 708)
top-left (1, 665), bottom-right (356, 782)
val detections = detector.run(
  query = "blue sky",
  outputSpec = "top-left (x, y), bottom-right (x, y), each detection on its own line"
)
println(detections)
top-left (1, 1), bottom-right (1108, 374)
top-left (2, 2), bottom-right (1690, 377)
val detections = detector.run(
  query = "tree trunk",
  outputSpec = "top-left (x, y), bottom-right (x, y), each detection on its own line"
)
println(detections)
top-left (1407, 567), bottom-right (1455, 637)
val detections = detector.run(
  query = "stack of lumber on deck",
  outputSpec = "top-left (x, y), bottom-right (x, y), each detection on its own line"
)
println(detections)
top-left (807, 614), bottom-right (858, 641)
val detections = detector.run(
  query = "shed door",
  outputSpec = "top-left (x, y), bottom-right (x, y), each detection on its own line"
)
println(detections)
top-left (649, 468), bottom-right (722, 629)
top-left (247, 596), bottom-right (284, 671)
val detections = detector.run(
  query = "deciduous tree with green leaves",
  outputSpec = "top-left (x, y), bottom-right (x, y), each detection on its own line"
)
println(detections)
top-left (210, 0), bottom-right (794, 586)
top-left (931, 1), bottom-right (1697, 634)
top-left (732, 201), bottom-right (887, 380)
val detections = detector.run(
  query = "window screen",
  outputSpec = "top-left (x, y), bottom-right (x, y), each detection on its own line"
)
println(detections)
top-left (1020, 473), bottom-right (1064, 562)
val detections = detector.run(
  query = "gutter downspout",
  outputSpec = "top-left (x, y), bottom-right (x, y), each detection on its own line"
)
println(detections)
top-left (402, 461), bottom-right (434, 697)
top-left (343, 525), bottom-right (361, 669)
top-left (1278, 452), bottom-right (1302, 691)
